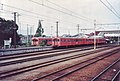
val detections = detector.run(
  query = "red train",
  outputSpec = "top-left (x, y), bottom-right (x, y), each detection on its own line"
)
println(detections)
top-left (32, 37), bottom-right (52, 46)
top-left (52, 37), bottom-right (106, 48)
top-left (32, 37), bottom-right (106, 48)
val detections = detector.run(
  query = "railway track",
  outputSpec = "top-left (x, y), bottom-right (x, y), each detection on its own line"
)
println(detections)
top-left (0, 45), bottom-right (113, 67)
top-left (30, 48), bottom-right (120, 81)
top-left (90, 58), bottom-right (120, 81)
top-left (0, 46), bottom-right (119, 80)
top-left (0, 46), bottom-right (95, 60)
top-left (0, 47), bottom-right (94, 67)
top-left (0, 44), bottom-right (109, 60)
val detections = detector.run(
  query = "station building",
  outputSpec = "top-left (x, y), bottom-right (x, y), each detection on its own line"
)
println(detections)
top-left (97, 30), bottom-right (120, 44)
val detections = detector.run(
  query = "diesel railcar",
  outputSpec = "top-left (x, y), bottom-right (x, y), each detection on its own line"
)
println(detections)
top-left (32, 37), bottom-right (52, 46)
top-left (52, 37), bottom-right (106, 48)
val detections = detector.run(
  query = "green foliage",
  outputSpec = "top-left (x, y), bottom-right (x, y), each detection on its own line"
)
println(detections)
top-left (39, 40), bottom-right (47, 46)
top-left (34, 20), bottom-right (44, 37)
top-left (0, 17), bottom-right (20, 46)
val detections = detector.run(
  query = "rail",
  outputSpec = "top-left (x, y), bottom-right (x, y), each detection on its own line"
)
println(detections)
top-left (90, 58), bottom-right (120, 81)
top-left (0, 46), bottom-right (52, 55)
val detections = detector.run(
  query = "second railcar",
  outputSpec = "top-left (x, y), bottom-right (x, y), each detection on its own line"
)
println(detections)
top-left (52, 37), bottom-right (106, 48)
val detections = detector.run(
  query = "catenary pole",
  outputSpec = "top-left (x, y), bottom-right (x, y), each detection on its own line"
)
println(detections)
top-left (94, 20), bottom-right (96, 50)
top-left (13, 12), bottom-right (17, 48)
top-left (56, 21), bottom-right (59, 37)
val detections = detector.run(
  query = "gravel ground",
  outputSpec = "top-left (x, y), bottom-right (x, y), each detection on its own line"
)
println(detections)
top-left (0, 47), bottom-right (120, 81)
top-left (0, 47), bottom-right (102, 74)
top-left (60, 51), bottom-right (120, 81)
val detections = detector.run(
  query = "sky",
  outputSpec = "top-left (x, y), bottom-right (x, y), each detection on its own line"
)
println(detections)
top-left (0, 0), bottom-right (120, 36)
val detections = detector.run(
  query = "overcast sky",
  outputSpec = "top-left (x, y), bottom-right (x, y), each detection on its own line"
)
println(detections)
top-left (0, 0), bottom-right (120, 36)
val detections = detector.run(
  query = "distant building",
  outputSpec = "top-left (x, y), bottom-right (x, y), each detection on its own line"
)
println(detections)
top-left (96, 30), bottom-right (120, 43)
top-left (19, 34), bottom-right (33, 45)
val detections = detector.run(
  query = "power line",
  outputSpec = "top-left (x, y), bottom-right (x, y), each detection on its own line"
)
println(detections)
top-left (0, 1), bottom-right (108, 32)
top-left (0, 6), bottom-right (81, 28)
top-left (99, 0), bottom-right (120, 19)
top-left (0, 3), bottom-right (104, 32)
top-left (46, 0), bottom-right (93, 21)
top-left (0, 3), bottom-right (82, 25)
top-left (106, 0), bottom-right (120, 17)
top-left (29, 0), bottom-right (93, 23)
top-left (97, 23), bottom-right (120, 25)
top-left (0, 3), bottom-right (60, 20)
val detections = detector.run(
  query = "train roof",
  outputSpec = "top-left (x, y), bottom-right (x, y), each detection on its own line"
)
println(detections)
top-left (53, 37), bottom-right (105, 39)
top-left (33, 36), bottom-right (52, 38)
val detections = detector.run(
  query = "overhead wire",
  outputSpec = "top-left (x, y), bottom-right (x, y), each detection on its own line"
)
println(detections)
top-left (29, 0), bottom-right (93, 23)
top-left (0, 3), bottom-right (83, 25)
top-left (105, 0), bottom-right (120, 17)
top-left (0, 3), bottom-right (84, 35)
top-left (46, 0), bottom-right (93, 21)
top-left (106, 0), bottom-right (120, 16)
top-left (99, 0), bottom-right (120, 19)
top-left (0, 1), bottom-right (106, 33)
top-left (0, 3), bottom-right (60, 20)
top-left (29, 0), bottom-right (106, 29)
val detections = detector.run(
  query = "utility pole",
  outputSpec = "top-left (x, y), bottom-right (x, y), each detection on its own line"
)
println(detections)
top-left (94, 20), bottom-right (96, 50)
top-left (30, 26), bottom-right (32, 44)
top-left (17, 13), bottom-right (21, 34)
top-left (27, 24), bottom-right (29, 47)
top-left (77, 24), bottom-right (80, 37)
top-left (118, 27), bottom-right (120, 45)
top-left (56, 21), bottom-right (59, 37)
top-left (13, 12), bottom-right (17, 48)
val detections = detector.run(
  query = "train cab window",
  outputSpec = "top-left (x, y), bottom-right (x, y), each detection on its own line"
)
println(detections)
top-left (32, 39), bottom-right (38, 41)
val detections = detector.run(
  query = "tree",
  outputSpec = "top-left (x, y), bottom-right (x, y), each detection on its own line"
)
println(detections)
top-left (34, 20), bottom-right (44, 37)
top-left (0, 17), bottom-right (20, 47)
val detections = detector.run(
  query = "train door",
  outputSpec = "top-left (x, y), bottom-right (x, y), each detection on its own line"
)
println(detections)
top-left (52, 38), bottom-right (59, 47)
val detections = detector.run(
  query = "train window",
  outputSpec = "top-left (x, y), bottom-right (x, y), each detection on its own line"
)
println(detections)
top-left (86, 39), bottom-right (90, 42)
top-left (53, 39), bottom-right (55, 41)
top-left (76, 39), bottom-right (78, 42)
top-left (71, 39), bottom-right (73, 42)
top-left (64, 39), bottom-right (66, 42)
top-left (73, 40), bottom-right (76, 42)
top-left (68, 40), bottom-right (71, 42)
top-left (57, 39), bottom-right (59, 41)
top-left (53, 39), bottom-right (59, 42)
top-left (79, 39), bottom-right (82, 42)
top-left (32, 39), bottom-right (38, 41)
